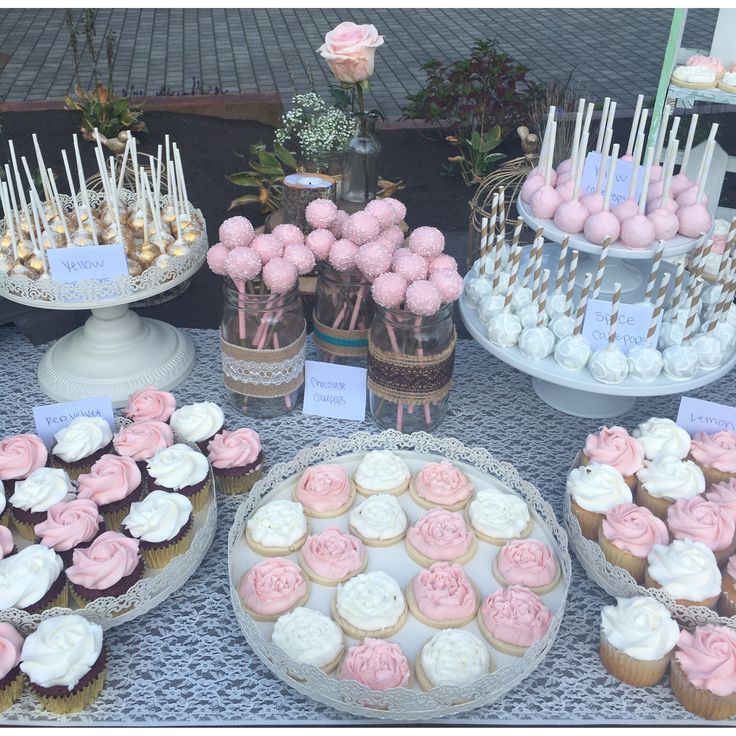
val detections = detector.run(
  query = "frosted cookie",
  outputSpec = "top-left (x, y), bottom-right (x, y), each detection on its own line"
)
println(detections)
top-left (492, 539), bottom-right (560, 595)
top-left (415, 629), bottom-right (493, 690)
top-left (339, 638), bottom-right (411, 690)
top-left (348, 494), bottom-right (407, 547)
top-left (299, 528), bottom-right (367, 586)
top-left (271, 607), bottom-right (344, 674)
top-left (405, 508), bottom-right (476, 567)
top-left (239, 558), bottom-right (309, 622)
top-left (293, 464), bottom-right (356, 518)
top-left (407, 562), bottom-right (479, 628)
top-left (409, 461), bottom-right (473, 511)
top-left (671, 65), bottom-right (717, 89)
top-left (466, 488), bottom-right (532, 544)
top-left (354, 451), bottom-right (410, 496)
top-left (245, 499), bottom-right (309, 556)
top-left (332, 571), bottom-right (407, 639)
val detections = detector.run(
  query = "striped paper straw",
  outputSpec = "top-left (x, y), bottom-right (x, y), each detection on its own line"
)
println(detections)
top-left (565, 250), bottom-right (579, 316)
top-left (644, 242), bottom-right (664, 302)
top-left (670, 261), bottom-right (686, 314)
top-left (555, 237), bottom-right (569, 292)
top-left (608, 283), bottom-right (622, 345)
top-left (537, 268), bottom-right (551, 325)
top-left (574, 273), bottom-right (593, 335)
top-left (647, 272), bottom-right (671, 344)
top-left (684, 280), bottom-right (704, 339)
top-left (593, 239), bottom-right (610, 298)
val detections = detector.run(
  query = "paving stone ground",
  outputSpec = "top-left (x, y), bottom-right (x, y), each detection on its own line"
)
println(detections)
top-left (0, 8), bottom-right (720, 117)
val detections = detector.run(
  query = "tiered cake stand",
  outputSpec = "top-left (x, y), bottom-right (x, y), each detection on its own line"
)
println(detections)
top-left (0, 191), bottom-right (207, 406)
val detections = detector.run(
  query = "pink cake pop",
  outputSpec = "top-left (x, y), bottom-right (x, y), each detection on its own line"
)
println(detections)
top-left (430, 268), bottom-right (463, 302)
top-left (271, 223), bottom-right (304, 246)
top-left (408, 226), bottom-right (445, 258)
top-left (647, 136), bottom-right (679, 240)
top-left (343, 211), bottom-right (381, 245)
top-left (620, 145), bottom-right (656, 249)
top-left (613, 122), bottom-right (646, 223)
top-left (382, 198), bottom-right (407, 225)
top-left (621, 95), bottom-right (644, 161)
top-left (250, 233), bottom-right (283, 264)
top-left (677, 186), bottom-right (710, 207)
top-left (584, 143), bottom-right (622, 245)
top-left (331, 209), bottom-right (349, 238)
top-left (428, 254), bottom-right (458, 273)
top-left (219, 216), bottom-right (255, 249)
top-left (553, 130), bottom-right (589, 233)
top-left (393, 250), bottom-right (428, 282)
top-left (520, 171), bottom-right (545, 203)
top-left (305, 199), bottom-right (338, 230)
top-left (670, 114), bottom-right (698, 197)
top-left (521, 106), bottom-right (556, 203)
top-left (372, 272), bottom-right (407, 308)
top-left (283, 242), bottom-right (316, 275)
top-left (356, 241), bottom-right (392, 281)
top-left (580, 124), bottom-right (613, 214)
top-left (305, 228), bottom-right (335, 260)
top-left (647, 105), bottom-right (670, 184)
top-left (530, 121), bottom-right (562, 219)
top-left (328, 238), bottom-right (360, 271)
top-left (365, 198), bottom-right (397, 229)
top-left (262, 256), bottom-right (298, 293)
top-left (378, 224), bottom-right (405, 250)
top-left (678, 138), bottom-right (715, 238)
top-left (224, 247), bottom-right (261, 281)
top-left (206, 242), bottom-right (229, 275)
top-left (405, 280), bottom-right (442, 316)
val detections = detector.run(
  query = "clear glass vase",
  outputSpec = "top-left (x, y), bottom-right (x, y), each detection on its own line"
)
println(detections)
top-left (220, 278), bottom-right (305, 418)
top-left (301, 151), bottom-right (345, 177)
top-left (341, 113), bottom-right (381, 203)
top-left (368, 303), bottom-right (456, 432)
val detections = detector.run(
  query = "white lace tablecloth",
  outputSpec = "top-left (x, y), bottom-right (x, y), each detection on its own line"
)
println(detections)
top-left (1, 325), bottom-right (734, 725)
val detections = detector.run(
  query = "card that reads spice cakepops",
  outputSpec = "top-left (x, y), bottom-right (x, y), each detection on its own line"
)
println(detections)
top-left (33, 397), bottom-right (116, 449)
top-left (580, 151), bottom-right (643, 210)
top-left (47, 244), bottom-right (128, 284)
top-left (676, 396), bottom-right (736, 435)
top-left (581, 298), bottom-right (661, 354)
top-left (302, 360), bottom-right (367, 421)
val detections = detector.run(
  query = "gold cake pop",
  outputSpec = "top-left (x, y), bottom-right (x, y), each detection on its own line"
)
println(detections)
top-left (134, 241), bottom-right (160, 268)
top-left (39, 230), bottom-right (63, 250)
top-left (127, 258), bottom-right (143, 277)
top-left (161, 205), bottom-right (177, 225)
top-left (180, 226), bottom-right (200, 244)
top-left (0, 254), bottom-right (13, 274)
top-left (166, 239), bottom-right (190, 257)
top-left (72, 230), bottom-right (94, 246)
top-left (153, 254), bottom-right (174, 273)
top-left (0, 230), bottom-right (12, 252)
top-left (16, 239), bottom-right (34, 262)
top-left (11, 263), bottom-right (35, 279)
top-left (26, 254), bottom-right (46, 276)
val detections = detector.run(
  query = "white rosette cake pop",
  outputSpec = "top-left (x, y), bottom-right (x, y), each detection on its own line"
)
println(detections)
top-left (554, 271), bottom-right (593, 371)
top-left (589, 282), bottom-right (629, 384)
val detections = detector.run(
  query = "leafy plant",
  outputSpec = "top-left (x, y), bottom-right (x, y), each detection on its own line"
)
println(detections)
top-left (445, 124), bottom-right (504, 186)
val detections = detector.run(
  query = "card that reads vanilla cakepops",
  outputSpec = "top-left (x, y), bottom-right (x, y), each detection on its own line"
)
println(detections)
top-left (677, 396), bottom-right (736, 435)
top-left (582, 298), bottom-right (661, 354)
top-left (580, 152), bottom-right (644, 210)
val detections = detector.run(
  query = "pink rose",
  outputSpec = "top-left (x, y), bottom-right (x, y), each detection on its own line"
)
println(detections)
top-left (66, 531), bottom-right (141, 591)
top-left (295, 464), bottom-right (351, 513)
top-left (239, 558), bottom-right (307, 617)
top-left (339, 637), bottom-right (410, 690)
top-left (302, 528), bottom-right (366, 581)
top-left (601, 502), bottom-right (669, 558)
top-left (584, 426), bottom-right (644, 476)
top-left (690, 431), bottom-right (736, 473)
top-left (34, 499), bottom-right (102, 552)
top-left (676, 625), bottom-right (736, 696)
top-left (122, 385), bottom-right (176, 423)
top-left (414, 461), bottom-right (473, 506)
top-left (407, 508), bottom-right (473, 561)
top-left (207, 428), bottom-right (262, 470)
top-left (318, 22), bottom-right (384, 84)
top-left (496, 539), bottom-right (558, 589)
top-left (113, 421), bottom-right (174, 462)
top-left (0, 434), bottom-right (47, 481)
top-left (480, 585), bottom-right (551, 647)
top-left (667, 496), bottom-right (736, 552)
top-left (413, 562), bottom-right (477, 620)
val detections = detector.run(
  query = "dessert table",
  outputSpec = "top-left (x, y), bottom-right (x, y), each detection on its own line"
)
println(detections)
top-left (1, 324), bottom-right (733, 725)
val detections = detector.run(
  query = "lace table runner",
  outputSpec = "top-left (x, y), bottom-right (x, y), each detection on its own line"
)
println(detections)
top-left (1, 325), bottom-right (731, 725)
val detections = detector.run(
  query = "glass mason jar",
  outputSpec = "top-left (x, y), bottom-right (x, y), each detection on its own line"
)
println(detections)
top-left (368, 303), bottom-right (456, 432)
top-left (302, 151), bottom-right (345, 177)
top-left (312, 262), bottom-right (373, 367)
top-left (342, 112), bottom-right (381, 203)
top-left (220, 278), bottom-right (306, 418)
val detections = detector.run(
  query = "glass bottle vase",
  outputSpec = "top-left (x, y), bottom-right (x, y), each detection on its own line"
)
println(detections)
top-left (341, 113), bottom-right (381, 203)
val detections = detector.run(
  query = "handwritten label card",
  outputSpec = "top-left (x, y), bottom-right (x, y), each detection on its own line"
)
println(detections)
top-left (676, 396), bottom-right (736, 435)
top-left (302, 361), bottom-right (367, 421)
top-left (33, 397), bottom-right (116, 449)
top-left (582, 298), bottom-right (661, 354)
top-left (47, 244), bottom-right (128, 284)
top-left (580, 151), bottom-right (643, 209)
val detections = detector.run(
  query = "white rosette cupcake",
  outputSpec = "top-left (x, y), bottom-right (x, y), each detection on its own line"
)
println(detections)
top-left (245, 499), bottom-right (309, 556)
top-left (348, 494), bottom-right (407, 547)
top-left (632, 418), bottom-right (691, 461)
top-left (635, 456), bottom-right (705, 519)
top-left (415, 629), bottom-right (493, 691)
top-left (9, 467), bottom-right (74, 540)
top-left (0, 544), bottom-right (66, 613)
top-left (271, 607), bottom-right (344, 674)
top-left (353, 451), bottom-right (410, 496)
top-left (50, 417), bottom-right (114, 479)
top-left (466, 488), bottom-right (532, 544)
top-left (147, 443), bottom-right (211, 513)
top-left (169, 402), bottom-right (225, 452)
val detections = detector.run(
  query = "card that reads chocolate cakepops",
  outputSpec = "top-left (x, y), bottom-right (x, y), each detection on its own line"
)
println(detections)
top-left (580, 151), bottom-right (644, 210)
top-left (47, 244), bottom-right (128, 284)
top-left (33, 396), bottom-right (116, 449)
top-left (302, 360), bottom-right (367, 421)
top-left (581, 298), bottom-right (661, 354)
top-left (677, 396), bottom-right (736, 435)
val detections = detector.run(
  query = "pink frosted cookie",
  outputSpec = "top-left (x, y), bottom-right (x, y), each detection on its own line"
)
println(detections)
top-left (239, 557), bottom-right (309, 621)
top-left (405, 508), bottom-right (476, 567)
top-left (477, 585), bottom-right (552, 655)
top-left (122, 385), bottom-right (177, 423)
top-left (294, 464), bottom-right (355, 518)
top-left (409, 461), bottom-right (474, 511)
top-left (407, 562), bottom-right (479, 627)
top-left (667, 496), bottom-right (736, 567)
top-left (492, 539), bottom-right (560, 594)
top-left (339, 638), bottom-right (411, 690)
top-left (299, 528), bottom-right (366, 586)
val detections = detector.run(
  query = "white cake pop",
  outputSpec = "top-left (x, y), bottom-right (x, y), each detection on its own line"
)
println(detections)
top-left (518, 302), bottom-right (549, 329)
top-left (519, 324), bottom-right (555, 359)
top-left (487, 311), bottom-right (522, 347)
top-left (712, 321), bottom-right (736, 353)
top-left (465, 277), bottom-right (494, 307)
top-left (478, 293), bottom-right (506, 324)
top-left (589, 283), bottom-right (629, 383)
top-left (627, 345), bottom-right (663, 381)
top-left (554, 272), bottom-right (593, 371)
top-left (690, 332), bottom-right (723, 370)
top-left (662, 344), bottom-right (699, 379)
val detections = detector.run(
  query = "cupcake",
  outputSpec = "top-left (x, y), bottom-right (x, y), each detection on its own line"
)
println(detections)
top-left (598, 503), bottom-right (669, 582)
top-left (9, 467), bottom-right (75, 541)
top-left (122, 490), bottom-right (194, 568)
top-left (339, 638), bottom-right (411, 690)
top-left (348, 494), bottom-right (407, 547)
top-left (271, 607), bottom-right (344, 673)
top-left (20, 614), bottom-right (106, 714)
top-left (0, 434), bottom-right (47, 496)
top-left (112, 420), bottom-right (174, 476)
top-left (0, 624), bottom-right (24, 712)
top-left (667, 496), bottom-right (736, 566)
top-left (147, 444), bottom-right (211, 513)
top-left (706, 478), bottom-right (736, 519)
top-left (239, 557), bottom-right (309, 621)
top-left (492, 539), bottom-right (560, 594)
top-left (169, 401), bottom-right (225, 452)
top-left (245, 499), bottom-right (308, 556)
top-left (76, 454), bottom-right (143, 530)
top-left (720, 555), bottom-right (736, 617)
top-left (207, 428), bottom-right (263, 495)
top-left (632, 417), bottom-right (691, 461)
top-left (405, 508), bottom-right (476, 567)
top-left (0, 487), bottom-right (6, 529)
top-left (407, 562), bottom-right (479, 628)
top-left (583, 426), bottom-right (644, 490)
top-left (0, 526), bottom-right (15, 560)
top-left (645, 540), bottom-right (721, 608)
top-left (34, 499), bottom-right (103, 566)
top-left (477, 585), bottom-right (552, 656)
top-left (415, 629), bottom-right (492, 690)
top-left (599, 596), bottom-right (679, 687)
top-left (353, 451), bottom-right (410, 496)
top-left (466, 488), bottom-right (532, 544)
top-left (671, 625), bottom-right (736, 720)
top-left (299, 528), bottom-right (367, 586)
top-left (65, 531), bottom-right (144, 606)
top-left (50, 417), bottom-right (114, 479)
top-left (690, 431), bottom-right (736, 486)
top-left (122, 385), bottom-right (176, 423)
top-left (0, 545), bottom-right (66, 613)
top-left (409, 461), bottom-right (474, 511)
top-left (332, 571), bottom-right (407, 639)
top-left (635, 456), bottom-right (705, 520)
top-left (566, 463), bottom-right (632, 540)
top-left (293, 463), bottom-right (355, 517)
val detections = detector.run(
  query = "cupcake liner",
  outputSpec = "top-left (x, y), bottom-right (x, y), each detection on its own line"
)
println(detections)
top-left (140, 517), bottom-right (193, 569)
top-left (718, 573), bottom-right (736, 618)
top-left (10, 516), bottom-right (36, 542)
top-left (51, 442), bottom-right (114, 481)
top-left (644, 571), bottom-right (718, 609)
top-left (98, 483), bottom-right (144, 532)
top-left (692, 461), bottom-right (736, 489)
top-left (670, 655), bottom-right (736, 720)
top-left (0, 509), bottom-right (9, 527)
top-left (150, 477), bottom-right (210, 514)
top-left (599, 635), bottom-right (670, 687)
top-left (570, 498), bottom-right (603, 540)
top-left (70, 557), bottom-right (145, 610)
top-left (24, 574), bottom-right (69, 615)
top-left (217, 468), bottom-right (262, 496)
top-left (597, 528), bottom-right (647, 583)
top-left (635, 483), bottom-right (673, 521)
top-left (0, 668), bottom-right (24, 712)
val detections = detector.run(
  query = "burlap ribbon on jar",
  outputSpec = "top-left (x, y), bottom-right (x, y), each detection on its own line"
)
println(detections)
top-left (312, 315), bottom-right (369, 359)
top-left (220, 326), bottom-right (306, 399)
top-left (367, 329), bottom-right (457, 405)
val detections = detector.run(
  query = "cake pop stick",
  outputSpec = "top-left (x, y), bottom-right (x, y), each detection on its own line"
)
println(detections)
top-left (60, 150), bottom-right (84, 234)
top-left (646, 271), bottom-right (671, 344)
top-left (695, 139), bottom-right (715, 206)
top-left (31, 134), bottom-right (52, 204)
top-left (478, 215), bottom-right (489, 276)
top-left (669, 260), bottom-right (686, 315)
top-left (593, 238), bottom-right (610, 298)
top-left (644, 242), bottom-right (664, 302)
top-left (7, 141), bottom-right (30, 232)
top-left (521, 239), bottom-right (536, 288)
top-left (165, 134), bottom-right (172, 195)
top-left (626, 127), bottom-right (646, 203)
top-left (46, 167), bottom-right (71, 246)
top-left (497, 187), bottom-right (506, 251)
top-left (537, 268), bottom-right (551, 326)
top-left (600, 143), bottom-right (621, 213)
top-left (606, 100), bottom-right (617, 135)
top-left (4, 164), bottom-right (24, 239)
top-left (491, 234), bottom-right (504, 292)
top-left (0, 182), bottom-right (18, 261)
top-left (564, 250), bottom-right (579, 315)
top-left (155, 144), bottom-right (163, 198)
top-left (696, 239), bottom-right (713, 280)
top-left (544, 122), bottom-right (557, 187)
top-left (28, 188), bottom-right (49, 270)
top-left (679, 114), bottom-right (699, 174)
top-left (568, 107), bottom-right (584, 174)
top-left (571, 131), bottom-right (589, 202)
top-left (173, 145), bottom-right (192, 221)
top-left (596, 98), bottom-right (611, 152)
top-left (530, 238), bottom-right (544, 301)
top-left (143, 171), bottom-right (165, 254)
top-left (140, 170), bottom-right (148, 245)
top-left (634, 145), bottom-right (655, 215)
top-left (653, 105), bottom-right (671, 166)
top-left (116, 135), bottom-right (131, 200)
top-left (168, 162), bottom-right (182, 235)
top-left (608, 283), bottom-right (622, 344)
top-left (594, 127), bottom-right (613, 195)
top-left (664, 117), bottom-right (681, 164)
top-left (555, 237), bottom-right (570, 292)
top-left (626, 95), bottom-right (644, 157)
top-left (582, 102), bottom-right (595, 145)
top-left (508, 246), bottom-right (521, 287)
top-left (574, 273), bottom-right (593, 334)
top-left (660, 136), bottom-right (678, 205)
top-left (510, 218), bottom-right (523, 254)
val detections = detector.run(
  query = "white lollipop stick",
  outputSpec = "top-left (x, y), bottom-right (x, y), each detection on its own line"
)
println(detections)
top-left (8, 141), bottom-right (30, 225)
top-left (28, 188), bottom-right (49, 269)
top-left (627, 129), bottom-right (645, 201)
top-left (156, 144), bottom-right (163, 198)
top-left (680, 114), bottom-right (699, 173)
top-left (572, 131), bottom-right (589, 200)
top-left (165, 134), bottom-right (172, 194)
top-left (173, 145), bottom-right (192, 221)
top-left (47, 167), bottom-right (72, 245)
top-left (168, 162), bottom-right (181, 232)
top-left (661, 137), bottom-right (679, 203)
top-left (0, 182), bottom-right (18, 260)
top-left (141, 169), bottom-right (148, 244)
top-left (31, 134), bottom-right (51, 203)
top-left (116, 135), bottom-right (131, 200)
top-left (569, 108), bottom-right (583, 173)
top-left (626, 94), bottom-right (644, 156)
top-left (695, 139), bottom-right (716, 206)
top-left (595, 126), bottom-right (613, 195)
top-left (60, 150), bottom-right (84, 231)
top-left (4, 164), bottom-right (23, 237)
top-left (582, 102), bottom-right (595, 144)
top-left (637, 146), bottom-right (655, 214)
top-left (544, 122), bottom-right (557, 187)
top-left (596, 98), bottom-right (611, 152)
top-left (602, 143), bottom-right (620, 212)
top-left (606, 101), bottom-right (617, 134)
top-left (653, 105), bottom-right (671, 166)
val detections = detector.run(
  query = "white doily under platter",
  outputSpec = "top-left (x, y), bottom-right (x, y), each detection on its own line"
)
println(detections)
top-left (228, 430), bottom-right (572, 722)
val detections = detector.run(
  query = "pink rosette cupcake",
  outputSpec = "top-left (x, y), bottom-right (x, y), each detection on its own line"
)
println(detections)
top-left (77, 454), bottom-right (143, 530)
top-left (339, 638), bottom-right (411, 691)
top-left (299, 527), bottom-right (366, 585)
top-left (720, 555), bottom-right (736, 617)
top-left (294, 464), bottom-right (355, 518)
top-left (65, 531), bottom-right (144, 606)
top-left (0, 434), bottom-right (47, 496)
top-left (690, 431), bottom-right (736, 486)
top-left (0, 526), bottom-right (16, 560)
top-left (667, 496), bottom-right (736, 567)
top-left (122, 385), bottom-right (177, 423)
top-left (239, 557), bottom-right (309, 621)
top-left (34, 499), bottom-right (104, 566)
top-left (477, 585), bottom-right (552, 656)
top-left (706, 478), bottom-right (736, 519)
top-left (407, 562), bottom-right (479, 628)
top-left (405, 508), bottom-right (476, 567)
top-left (113, 420), bottom-right (174, 478)
top-left (409, 460), bottom-right (474, 511)
top-left (207, 428), bottom-right (264, 495)
top-left (583, 426), bottom-right (644, 489)
top-left (492, 539), bottom-right (560, 594)
top-left (0, 623), bottom-right (24, 711)
top-left (598, 502), bottom-right (669, 582)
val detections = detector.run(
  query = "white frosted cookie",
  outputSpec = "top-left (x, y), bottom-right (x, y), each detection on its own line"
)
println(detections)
top-left (466, 488), bottom-right (532, 544)
top-left (271, 607), bottom-right (344, 673)
top-left (246, 499), bottom-right (309, 556)
top-left (348, 494), bottom-right (407, 546)
top-left (354, 451), bottom-right (410, 496)
top-left (415, 629), bottom-right (493, 690)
